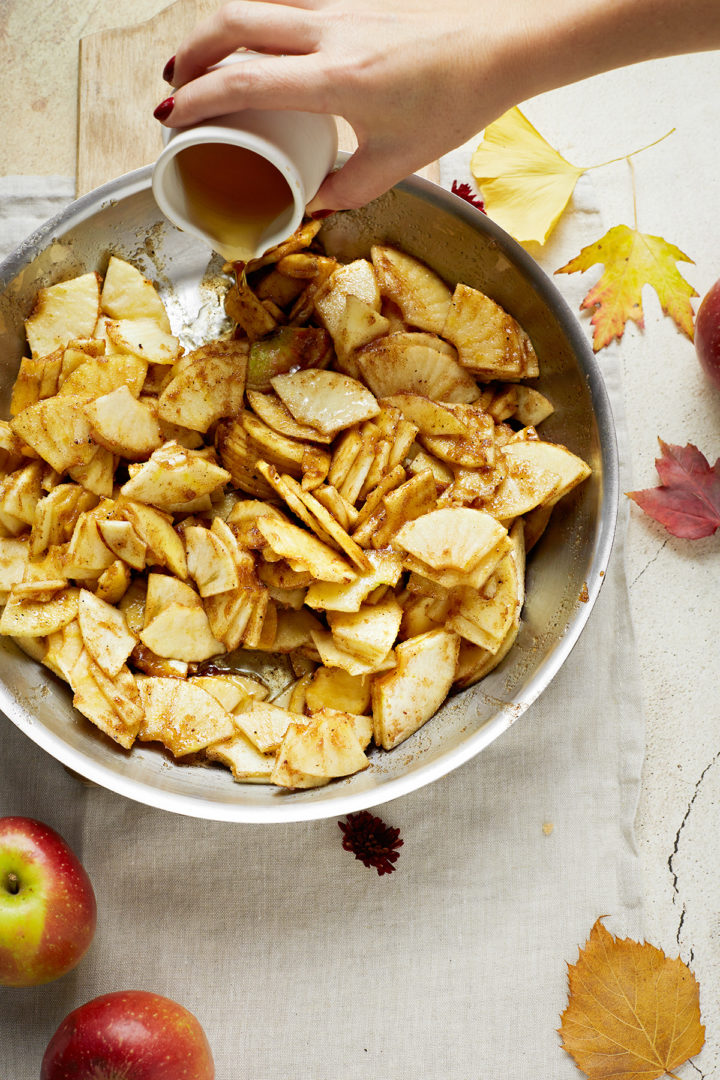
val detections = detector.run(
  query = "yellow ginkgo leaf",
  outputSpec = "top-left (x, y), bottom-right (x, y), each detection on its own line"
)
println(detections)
top-left (470, 107), bottom-right (584, 245)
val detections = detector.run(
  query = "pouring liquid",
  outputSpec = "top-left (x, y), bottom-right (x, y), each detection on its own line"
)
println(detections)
top-left (174, 142), bottom-right (294, 264)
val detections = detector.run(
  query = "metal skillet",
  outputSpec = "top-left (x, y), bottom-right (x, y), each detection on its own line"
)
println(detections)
top-left (0, 158), bottom-right (618, 822)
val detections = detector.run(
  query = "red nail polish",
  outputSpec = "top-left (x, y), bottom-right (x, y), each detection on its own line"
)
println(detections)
top-left (310, 209), bottom-right (333, 220)
top-left (153, 96), bottom-right (175, 122)
top-left (162, 55), bottom-right (175, 83)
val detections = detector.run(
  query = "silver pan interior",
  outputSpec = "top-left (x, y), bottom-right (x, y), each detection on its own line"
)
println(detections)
top-left (0, 163), bottom-right (618, 822)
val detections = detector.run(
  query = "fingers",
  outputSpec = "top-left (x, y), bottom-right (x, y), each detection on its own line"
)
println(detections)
top-left (171, 2), bottom-right (321, 87)
top-left (307, 143), bottom-right (427, 213)
top-left (159, 54), bottom-right (329, 128)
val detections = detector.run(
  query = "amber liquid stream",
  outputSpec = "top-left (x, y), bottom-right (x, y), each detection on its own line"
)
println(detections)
top-left (174, 143), bottom-right (294, 264)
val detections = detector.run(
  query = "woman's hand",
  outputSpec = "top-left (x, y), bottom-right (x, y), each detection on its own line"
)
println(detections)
top-left (157, 0), bottom-right (720, 213)
top-left (158, 0), bottom-right (536, 212)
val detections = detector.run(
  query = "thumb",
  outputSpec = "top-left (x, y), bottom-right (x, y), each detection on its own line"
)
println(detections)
top-left (306, 144), bottom-right (418, 214)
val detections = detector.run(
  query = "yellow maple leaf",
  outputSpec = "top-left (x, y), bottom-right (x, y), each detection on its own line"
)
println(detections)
top-left (560, 919), bottom-right (705, 1080)
top-left (556, 224), bottom-right (697, 351)
top-left (470, 107), bottom-right (583, 244)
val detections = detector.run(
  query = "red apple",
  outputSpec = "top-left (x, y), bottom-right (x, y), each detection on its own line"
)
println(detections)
top-left (0, 816), bottom-right (96, 987)
top-left (41, 990), bottom-right (215, 1080)
top-left (695, 277), bottom-right (720, 388)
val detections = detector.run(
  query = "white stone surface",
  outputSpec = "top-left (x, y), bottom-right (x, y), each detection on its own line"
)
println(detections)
top-left (531, 54), bottom-right (720, 1075)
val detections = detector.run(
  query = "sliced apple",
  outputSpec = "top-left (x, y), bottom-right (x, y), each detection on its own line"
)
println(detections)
top-left (356, 336), bottom-right (480, 403)
top-left (0, 586), bottom-right (80, 637)
top-left (138, 677), bottom-right (235, 756)
top-left (43, 619), bottom-right (85, 682)
top-left (307, 706), bottom-right (373, 751)
top-left (63, 512), bottom-right (115, 578)
top-left (305, 548), bottom-right (403, 612)
top-left (0, 537), bottom-right (30, 597)
top-left (417, 404), bottom-right (496, 469)
top-left (95, 560), bottom-right (132, 605)
top-left (85, 385), bottom-right (162, 459)
top-left (105, 317), bottom-right (180, 365)
top-left (185, 525), bottom-right (240, 597)
top-left (214, 418), bottom-right (277, 499)
top-left (333, 294), bottom-right (391, 371)
top-left (10, 350), bottom-right (63, 415)
top-left (247, 326), bottom-right (333, 392)
top-left (371, 628), bottom-right (460, 750)
top-left (120, 442), bottom-right (230, 510)
top-left (188, 675), bottom-right (251, 714)
top-left (58, 353), bottom-right (148, 399)
top-left (69, 649), bottom-right (141, 750)
top-left (0, 460), bottom-right (44, 525)
top-left (257, 461), bottom-right (371, 572)
top-left (304, 667), bottom-right (371, 716)
top-left (77, 588), bottom-right (136, 677)
top-left (11, 397), bottom-right (95, 475)
top-left (241, 411), bottom-right (331, 485)
top-left (314, 258), bottom-right (381, 345)
top-left (355, 469), bottom-right (438, 549)
top-left (328, 597), bottom-right (403, 666)
top-left (402, 530), bottom-right (512, 592)
top-left (370, 246), bottom-right (452, 334)
top-left (501, 439), bottom-right (591, 505)
top-left (117, 500), bottom-right (187, 580)
top-left (445, 548), bottom-right (521, 652)
top-left (206, 733), bottom-right (276, 783)
top-left (246, 390), bottom-right (333, 444)
top-left (380, 393), bottom-right (469, 436)
top-left (514, 386), bottom-right (554, 427)
top-left (441, 283), bottom-right (539, 379)
top-left (394, 507), bottom-right (508, 573)
top-left (100, 256), bottom-right (171, 330)
top-left (234, 701), bottom-right (310, 754)
top-left (254, 514), bottom-right (355, 583)
top-left (25, 272), bottom-right (101, 358)
top-left (274, 712), bottom-right (368, 778)
top-left (311, 628), bottom-right (396, 678)
top-left (140, 601), bottom-right (224, 663)
top-left (97, 518), bottom-right (146, 571)
top-left (271, 369), bottom-right (379, 437)
top-left (157, 339), bottom-right (248, 432)
top-left (143, 573), bottom-right (200, 626)
top-left (272, 608), bottom-right (324, 653)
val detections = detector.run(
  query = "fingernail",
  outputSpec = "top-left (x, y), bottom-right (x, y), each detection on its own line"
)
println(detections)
top-left (162, 55), bottom-right (175, 83)
top-left (153, 96), bottom-right (175, 122)
top-left (309, 209), bottom-right (333, 221)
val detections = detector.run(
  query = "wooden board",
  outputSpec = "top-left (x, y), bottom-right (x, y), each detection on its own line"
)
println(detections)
top-left (77, 0), bottom-right (440, 195)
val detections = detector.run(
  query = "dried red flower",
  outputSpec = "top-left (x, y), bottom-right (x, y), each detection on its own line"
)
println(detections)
top-left (339, 811), bottom-right (403, 876)
top-left (451, 180), bottom-right (486, 212)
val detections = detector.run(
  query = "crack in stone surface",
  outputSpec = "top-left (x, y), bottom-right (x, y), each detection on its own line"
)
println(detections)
top-left (629, 537), bottom-right (668, 589)
top-left (668, 752), bottom-right (720, 946)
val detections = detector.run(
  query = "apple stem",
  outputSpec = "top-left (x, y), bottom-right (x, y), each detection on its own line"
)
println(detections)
top-left (4, 871), bottom-right (20, 895)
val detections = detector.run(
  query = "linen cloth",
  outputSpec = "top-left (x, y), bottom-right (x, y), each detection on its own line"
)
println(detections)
top-left (0, 172), bottom-right (645, 1080)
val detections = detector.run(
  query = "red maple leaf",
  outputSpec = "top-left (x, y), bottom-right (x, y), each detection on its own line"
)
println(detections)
top-left (627, 439), bottom-right (720, 538)
top-left (451, 181), bottom-right (485, 213)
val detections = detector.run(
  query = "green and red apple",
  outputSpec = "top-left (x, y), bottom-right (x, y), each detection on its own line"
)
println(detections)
top-left (41, 990), bottom-right (215, 1080)
top-left (0, 815), bottom-right (96, 986)
top-left (696, 277), bottom-right (720, 387)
